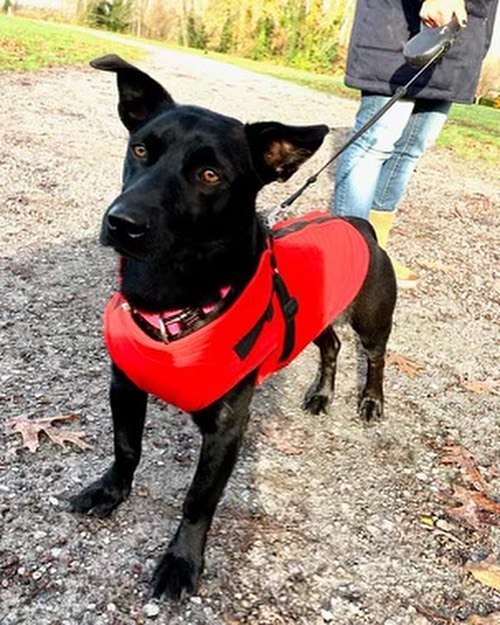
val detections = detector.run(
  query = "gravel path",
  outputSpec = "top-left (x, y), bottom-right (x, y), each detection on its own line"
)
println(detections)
top-left (1, 41), bottom-right (499, 625)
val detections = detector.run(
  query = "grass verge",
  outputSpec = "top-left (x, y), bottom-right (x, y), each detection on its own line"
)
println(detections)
top-left (440, 103), bottom-right (499, 166)
top-left (0, 15), bottom-right (142, 70)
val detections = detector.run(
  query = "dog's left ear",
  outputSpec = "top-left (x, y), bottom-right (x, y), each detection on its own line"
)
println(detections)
top-left (245, 122), bottom-right (329, 183)
top-left (90, 54), bottom-right (175, 131)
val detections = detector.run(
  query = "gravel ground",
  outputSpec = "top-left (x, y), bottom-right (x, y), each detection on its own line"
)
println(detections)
top-left (1, 41), bottom-right (499, 625)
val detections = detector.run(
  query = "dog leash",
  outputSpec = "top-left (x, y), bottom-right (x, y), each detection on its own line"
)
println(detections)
top-left (264, 17), bottom-right (462, 226)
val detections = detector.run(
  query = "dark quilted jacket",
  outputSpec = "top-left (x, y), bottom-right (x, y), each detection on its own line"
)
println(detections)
top-left (345, 0), bottom-right (498, 103)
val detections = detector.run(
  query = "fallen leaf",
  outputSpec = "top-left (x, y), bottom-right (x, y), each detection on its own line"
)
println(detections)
top-left (465, 613), bottom-right (500, 625)
top-left (465, 559), bottom-right (500, 592)
top-left (385, 351), bottom-right (425, 378)
top-left (43, 427), bottom-right (92, 451)
top-left (6, 418), bottom-right (42, 452)
top-left (421, 515), bottom-right (435, 527)
top-left (6, 414), bottom-right (92, 452)
top-left (458, 375), bottom-right (498, 395)
top-left (416, 605), bottom-right (453, 624)
top-left (417, 258), bottom-right (458, 274)
top-left (440, 441), bottom-right (490, 493)
top-left (446, 485), bottom-right (500, 530)
top-left (463, 488), bottom-right (500, 516)
top-left (446, 496), bottom-right (483, 530)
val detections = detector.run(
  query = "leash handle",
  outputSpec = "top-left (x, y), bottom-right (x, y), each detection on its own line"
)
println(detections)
top-left (404, 16), bottom-right (462, 67)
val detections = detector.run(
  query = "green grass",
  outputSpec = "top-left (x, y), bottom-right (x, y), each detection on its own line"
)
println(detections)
top-left (0, 15), bottom-right (142, 70)
top-left (1, 16), bottom-right (498, 167)
top-left (439, 103), bottom-right (500, 165)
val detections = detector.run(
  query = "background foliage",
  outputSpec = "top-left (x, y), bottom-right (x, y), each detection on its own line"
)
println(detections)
top-left (81, 0), bottom-right (355, 73)
top-left (77, 0), bottom-right (499, 95)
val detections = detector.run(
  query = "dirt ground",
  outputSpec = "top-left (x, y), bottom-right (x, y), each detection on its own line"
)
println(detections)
top-left (1, 41), bottom-right (499, 625)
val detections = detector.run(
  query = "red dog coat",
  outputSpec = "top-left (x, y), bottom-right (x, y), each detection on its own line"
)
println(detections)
top-left (103, 211), bottom-right (370, 412)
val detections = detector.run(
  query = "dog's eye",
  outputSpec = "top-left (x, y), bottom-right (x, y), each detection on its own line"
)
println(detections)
top-left (198, 168), bottom-right (221, 185)
top-left (131, 144), bottom-right (147, 159)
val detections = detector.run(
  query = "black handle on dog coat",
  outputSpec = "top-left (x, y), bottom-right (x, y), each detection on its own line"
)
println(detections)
top-left (272, 272), bottom-right (298, 362)
top-left (234, 303), bottom-right (274, 360)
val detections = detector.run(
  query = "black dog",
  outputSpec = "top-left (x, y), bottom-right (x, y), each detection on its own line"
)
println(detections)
top-left (70, 55), bottom-right (397, 600)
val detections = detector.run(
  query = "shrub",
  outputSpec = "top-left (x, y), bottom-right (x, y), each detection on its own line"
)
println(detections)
top-left (86, 0), bottom-right (133, 33)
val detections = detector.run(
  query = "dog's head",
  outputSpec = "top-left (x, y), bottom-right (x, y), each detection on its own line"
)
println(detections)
top-left (92, 55), bottom-right (329, 261)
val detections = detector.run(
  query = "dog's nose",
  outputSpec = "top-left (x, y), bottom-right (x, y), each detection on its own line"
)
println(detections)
top-left (105, 203), bottom-right (150, 240)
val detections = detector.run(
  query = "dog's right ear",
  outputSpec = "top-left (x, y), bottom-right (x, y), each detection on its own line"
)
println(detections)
top-left (90, 54), bottom-right (174, 131)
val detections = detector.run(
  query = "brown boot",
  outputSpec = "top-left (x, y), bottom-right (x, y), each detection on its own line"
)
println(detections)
top-left (369, 209), bottom-right (419, 288)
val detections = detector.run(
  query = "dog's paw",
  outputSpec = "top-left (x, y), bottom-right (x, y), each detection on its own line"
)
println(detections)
top-left (358, 396), bottom-right (383, 422)
top-left (303, 392), bottom-right (331, 415)
top-left (151, 550), bottom-right (202, 601)
top-left (69, 476), bottom-right (130, 518)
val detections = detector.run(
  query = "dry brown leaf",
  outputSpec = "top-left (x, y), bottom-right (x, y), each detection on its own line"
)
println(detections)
top-left (440, 441), bottom-right (490, 493)
top-left (385, 351), bottom-right (425, 378)
top-left (465, 559), bottom-right (500, 592)
top-left (465, 613), bottom-right (500, 625)
top-left (447, 485), bottom-right (500, 530)
top-left (6, 414), bottom-right (92, 452)
top-left (416, 605), bottom-right (453, 624)
top-left (458, 375), bottom-right (498, 395)
top-left (417, 258), bottom-right (458, 274)
top-left (446, 486), bottom-right (484, 531)
top-left (465, 489), bottom-right (500, 516)
top-left (44, 427), bottom-right (92, 451)
top-left (6, 418), bottom-right (43, 452)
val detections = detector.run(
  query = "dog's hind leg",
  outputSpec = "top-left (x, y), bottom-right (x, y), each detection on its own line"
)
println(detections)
top-left (303, 325), bottom-right (341, 415)
top-left (354, 330), bottom-right (389, 422)
top-left (349, 255), bottom-right (396, 422)
top-left (70, 364), bottom-right (148, 517)
top-left (151, 372), bottom-right (256, 600)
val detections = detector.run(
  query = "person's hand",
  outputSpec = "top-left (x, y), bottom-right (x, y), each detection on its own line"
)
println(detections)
top-left (420, 0), bottom-right (468, 27)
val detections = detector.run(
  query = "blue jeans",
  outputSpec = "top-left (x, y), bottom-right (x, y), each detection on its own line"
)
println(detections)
top-left (333, 94), bottom-right (451, 218)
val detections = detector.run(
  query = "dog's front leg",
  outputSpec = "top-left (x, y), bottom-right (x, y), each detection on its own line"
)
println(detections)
top-left (151, 372), bottom-right (256, 601)
top-left (70, 363), bottom-right (148, 517)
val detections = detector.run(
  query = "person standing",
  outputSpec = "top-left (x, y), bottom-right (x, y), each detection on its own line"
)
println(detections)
top-left (333, 0), bottom-right (498, 287)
